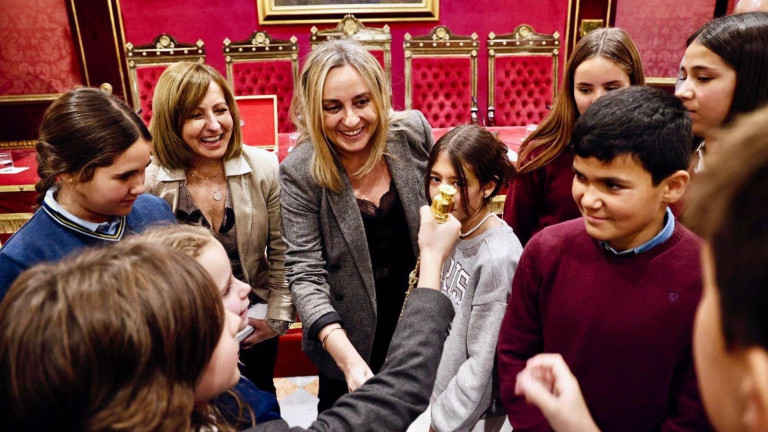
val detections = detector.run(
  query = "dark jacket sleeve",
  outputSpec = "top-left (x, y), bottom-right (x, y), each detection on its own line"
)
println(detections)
top-left (246, 288), bottom-right (455, 432)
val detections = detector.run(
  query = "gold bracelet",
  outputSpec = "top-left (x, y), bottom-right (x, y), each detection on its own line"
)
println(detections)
top-left (321, 326), bottom-right (346, 351)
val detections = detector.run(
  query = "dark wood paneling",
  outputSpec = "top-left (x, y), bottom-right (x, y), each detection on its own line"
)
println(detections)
top-left (66, 0), bottom-right (131, 103)
top-left (0, 102), bottom-right (52, 142)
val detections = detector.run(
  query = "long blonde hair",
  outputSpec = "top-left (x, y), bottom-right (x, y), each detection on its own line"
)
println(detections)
top-left (291, 39), bottom-right (394, 192)
top-left (517, 28), bottom-right (645, 174)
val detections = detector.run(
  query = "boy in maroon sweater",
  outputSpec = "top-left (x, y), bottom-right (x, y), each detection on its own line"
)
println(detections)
top-left (512, 107), bottom-right (768, 432)
top-left (498, 87), bottom-right (711, 431)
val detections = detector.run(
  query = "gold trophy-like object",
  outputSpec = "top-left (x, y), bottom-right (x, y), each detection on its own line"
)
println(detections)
top-left (400, 184), bottom-right (457, 318)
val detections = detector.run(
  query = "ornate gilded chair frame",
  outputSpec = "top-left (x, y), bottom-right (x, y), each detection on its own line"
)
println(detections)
top-left (487, 24), bottom-right (560, 126)
top-left (223, 31), bottom-right (299, 94)
top-left (125, 34), bottom-right (205, 115)
top-left (403, 26), bottom-right (479, 123)
top-left (310, 14), bottom-right (392, 89)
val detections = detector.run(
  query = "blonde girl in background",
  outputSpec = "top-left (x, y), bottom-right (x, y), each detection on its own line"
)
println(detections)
top-left (425, 125), bottom-right (523, 432)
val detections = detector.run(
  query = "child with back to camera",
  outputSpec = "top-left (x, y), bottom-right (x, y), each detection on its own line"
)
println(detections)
top-left (425, 125), bottom-right (523, 432)
top-left (503, 28), bottom-right (645, 245)
top-left (0, 242), bottom-right (243, 431)
top-left (0, 206), bottom-right (462, 432)
top-left (497, 87), bottom-right (711, 431)
top-left (0, 87), bottom-right (175, 299)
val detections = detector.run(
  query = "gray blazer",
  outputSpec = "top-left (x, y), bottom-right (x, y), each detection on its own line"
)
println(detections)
top-left (279, 110), bottom-right (433, 378)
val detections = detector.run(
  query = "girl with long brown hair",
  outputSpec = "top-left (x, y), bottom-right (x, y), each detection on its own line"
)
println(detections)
top-left (502, 28), bottom-right (645, 244)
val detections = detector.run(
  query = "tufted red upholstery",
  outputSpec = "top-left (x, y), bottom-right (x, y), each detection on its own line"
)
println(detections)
top-left (411, 57), bottom-right (472, 128)
top-left (493, 55), bottom-right (553, 126)
top-left (232, 61), bottom-right (294, 133)
top-left (135, 65), bottom-right (168, 125)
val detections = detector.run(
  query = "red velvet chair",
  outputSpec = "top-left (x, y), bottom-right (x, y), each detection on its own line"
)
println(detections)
top-left (404, 26), bottom-right (479, 129)
top-left (310, 14), bottom-right (392, 90)
top-left (125, 34), bottom-right (206, 126)
top-left (487, 24), bottom-right (560, 126)
top-left (224, 31), bottom-right (299, 134)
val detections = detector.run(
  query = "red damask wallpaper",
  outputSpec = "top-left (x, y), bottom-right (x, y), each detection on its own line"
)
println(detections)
top-left (0, 0), bottom-right (82, 95)
top-left (616, 0), bottom-right (716, 78)
top-left (119, 0), bottom-right (568, 113)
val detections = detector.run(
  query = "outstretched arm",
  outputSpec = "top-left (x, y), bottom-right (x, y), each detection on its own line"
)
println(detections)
top-left (515, 353), bottom-right (600, 432)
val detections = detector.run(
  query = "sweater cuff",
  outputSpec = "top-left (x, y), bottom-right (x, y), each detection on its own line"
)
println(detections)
top-left (307, 312), bottom-right (343, 341)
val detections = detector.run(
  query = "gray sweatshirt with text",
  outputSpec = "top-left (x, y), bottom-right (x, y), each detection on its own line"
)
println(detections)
top-left (431, 219), bottom-right (523, 432)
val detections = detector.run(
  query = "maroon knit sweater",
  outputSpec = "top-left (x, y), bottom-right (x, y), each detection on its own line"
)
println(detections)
top-left (498, 218), bottom-right (712, 432)
top-left (503, 150), bottom-right (581, 245)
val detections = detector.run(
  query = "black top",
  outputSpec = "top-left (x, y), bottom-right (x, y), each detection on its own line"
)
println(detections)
top-left (358, 181), bottom-right (417, 373)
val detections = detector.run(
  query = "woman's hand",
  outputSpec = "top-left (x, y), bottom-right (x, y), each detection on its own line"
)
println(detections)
top-left (241, 318), bottom-right (278, 348)
top-left (340, 357), bottom-right (374, 392)
top-left (318, 323), bottom-right (374, 392)
top-left (515, 354), bottom-right (600, 432)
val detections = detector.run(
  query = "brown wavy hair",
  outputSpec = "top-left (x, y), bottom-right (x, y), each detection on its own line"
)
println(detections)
top-left (34, 87), bottom-right (151, 207)
top-left (425, 124), bottom-right (516, 215)
top-left (0, 242), bottom-right (231, 431)
top-left (150, 61), bottom-right (243, 170)
top-left (517, 28), bottom-right (645, 174)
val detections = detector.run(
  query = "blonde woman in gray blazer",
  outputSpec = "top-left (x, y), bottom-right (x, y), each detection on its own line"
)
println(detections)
top-left (145, 62), bottom-right (292, 394)
top-left (281, 40), bottom-right (433, 410)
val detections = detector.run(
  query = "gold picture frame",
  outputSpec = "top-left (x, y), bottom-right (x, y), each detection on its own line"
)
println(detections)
top-left (256, 0), bottom-right (439, 24)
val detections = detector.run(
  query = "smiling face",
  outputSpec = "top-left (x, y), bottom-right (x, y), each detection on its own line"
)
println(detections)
top-left (571, 154), bottom-right (672, 251)
top-left (181, 81), bottom-right (233, 164)
top-left (196, 241), bottom-right (251, 330)
top-left (573, 56), bottom-right (632, 115)
top-left (193, 310), bottom-right (241, 403)
top-left (321, 64), bottom-right (379, 160)
top-left (59, 137), bottom-right (151, 223)
top-left (676, 42), bottom-right (737, 140)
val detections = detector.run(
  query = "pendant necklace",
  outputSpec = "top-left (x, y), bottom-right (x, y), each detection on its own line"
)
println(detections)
top-left (460, 212), bottom-right (496, 238)
top-left (193, 182), bottom-right (225, 201)
top-left (188, 168), bottom-right (225, 201)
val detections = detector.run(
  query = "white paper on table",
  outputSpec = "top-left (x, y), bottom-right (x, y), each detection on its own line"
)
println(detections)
top-left (0, 167), bottom-right (29, 174)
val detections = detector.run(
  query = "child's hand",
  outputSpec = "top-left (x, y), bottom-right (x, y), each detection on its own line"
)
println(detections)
top-left (241, 318), bottom-right (278, 347)
top-left (515, 354), bottom-right (600, 432)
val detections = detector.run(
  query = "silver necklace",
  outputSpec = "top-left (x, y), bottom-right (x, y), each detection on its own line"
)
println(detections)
top-left (188, 168), bottom-right (223, 181)
top-left (187, 168), bottom-right (225, 201)
top-left (460, 212), bottom-right (496, 238)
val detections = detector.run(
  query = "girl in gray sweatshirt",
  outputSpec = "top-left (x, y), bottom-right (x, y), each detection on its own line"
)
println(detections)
top-left (425, 125), bottom-right (523, 432)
